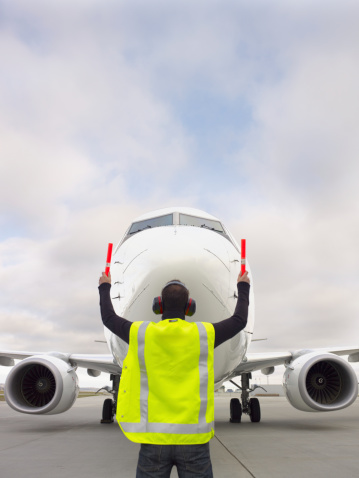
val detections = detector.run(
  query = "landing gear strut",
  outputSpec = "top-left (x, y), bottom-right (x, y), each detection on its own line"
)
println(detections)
top-left (229, 373), bottom-right (262, 423)
top-left (100, 374), bottom-right (120, 424)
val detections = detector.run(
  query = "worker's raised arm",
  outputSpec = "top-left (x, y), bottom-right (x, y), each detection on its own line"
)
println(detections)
top-left (213, 271), bottom-right (250, 348)
top-left (98, 271), bottom-right (132, 344)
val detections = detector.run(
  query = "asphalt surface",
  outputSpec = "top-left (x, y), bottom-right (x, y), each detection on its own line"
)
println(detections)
top-left (0, 394), bottom-right (358, 477)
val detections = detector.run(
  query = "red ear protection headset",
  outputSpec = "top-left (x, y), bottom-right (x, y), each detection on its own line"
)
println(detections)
top-left (152, 280), bottom-right (196, 316)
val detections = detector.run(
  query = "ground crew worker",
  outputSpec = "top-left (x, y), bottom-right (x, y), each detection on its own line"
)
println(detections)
top-left (99, 271), bottom-right (250, 477)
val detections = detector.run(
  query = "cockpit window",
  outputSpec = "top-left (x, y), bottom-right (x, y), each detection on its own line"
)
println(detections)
top-left (179, 214), bottom-right (224, 233)
top-left (128, 214), bottom-right (173, 234)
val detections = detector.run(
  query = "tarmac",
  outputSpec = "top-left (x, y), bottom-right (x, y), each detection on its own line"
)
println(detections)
top-left (1, 393), bottom-right (359, 478)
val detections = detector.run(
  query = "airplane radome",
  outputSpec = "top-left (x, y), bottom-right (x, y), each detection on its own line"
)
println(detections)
top-left (1, 207), bottom-right (358, 424)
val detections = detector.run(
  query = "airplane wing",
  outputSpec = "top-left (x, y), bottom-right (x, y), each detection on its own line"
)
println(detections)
top-left (0, 350), bottom-right (121, 374)
top-left (229, 346), bottom-right (359, 377)
top-left (69, 354), bottom-right (121, 374)
top-left (230, 351), bottom-right (292, 375)
top-left (2, 345), bottom-right (359, 378)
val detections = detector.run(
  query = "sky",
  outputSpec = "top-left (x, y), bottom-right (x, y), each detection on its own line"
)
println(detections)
top-left (1, 0), bottom-right (359, 389)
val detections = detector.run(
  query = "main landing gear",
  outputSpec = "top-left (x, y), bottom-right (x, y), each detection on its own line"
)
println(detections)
top-left (100, 374), bottom-right (120, 424)
top-left (229, 373), bottom-right (263, 423)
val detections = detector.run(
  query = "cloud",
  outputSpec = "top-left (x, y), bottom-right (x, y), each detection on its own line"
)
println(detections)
top-left (0, 8), bottom-right (197, 242)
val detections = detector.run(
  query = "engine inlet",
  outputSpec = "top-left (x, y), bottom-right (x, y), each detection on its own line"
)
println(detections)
top-left (306, 361), bottom-right (341, 404)
top-left (21, 364), bottom-right (56, 407)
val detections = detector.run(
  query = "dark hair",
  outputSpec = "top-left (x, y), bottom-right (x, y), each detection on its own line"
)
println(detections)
top-left (161, 279), bottom-right (189, 312)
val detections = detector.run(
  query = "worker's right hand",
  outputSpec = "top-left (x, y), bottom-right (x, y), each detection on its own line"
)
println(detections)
top-left (237, 271), bottom-right (250, 284)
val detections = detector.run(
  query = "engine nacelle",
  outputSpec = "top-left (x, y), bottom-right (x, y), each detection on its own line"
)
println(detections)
top-left (283, 352), bottom-right (358, 412)
top-left (4, 355), bottom-right (79, 415)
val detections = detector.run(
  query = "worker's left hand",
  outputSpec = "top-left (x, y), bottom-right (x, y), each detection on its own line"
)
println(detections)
top-left (99, 271), bottom-right (112, 285)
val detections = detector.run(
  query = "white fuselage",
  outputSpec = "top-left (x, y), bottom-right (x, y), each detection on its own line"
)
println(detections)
top-left (105, 222), bottom-right (254, 387)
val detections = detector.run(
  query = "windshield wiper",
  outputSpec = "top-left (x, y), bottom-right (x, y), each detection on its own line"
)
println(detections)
top-left (130, 225), bottom-right (152, 234)
top-left (200, 224), bottom-right (223, 233)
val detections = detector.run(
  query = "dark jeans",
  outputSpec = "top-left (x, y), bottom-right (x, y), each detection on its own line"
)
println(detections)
top-left (136, 443), bottom-right (213, 478)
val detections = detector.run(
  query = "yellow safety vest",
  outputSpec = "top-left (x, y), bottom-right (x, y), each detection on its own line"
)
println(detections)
top-left (116, 319), bottom-right (215, 445)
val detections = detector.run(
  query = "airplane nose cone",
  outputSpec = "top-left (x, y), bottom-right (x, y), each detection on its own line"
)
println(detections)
top-left (119, 226), bottom-right (238, 323)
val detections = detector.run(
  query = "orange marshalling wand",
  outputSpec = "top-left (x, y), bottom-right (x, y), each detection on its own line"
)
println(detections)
top-left (241, 239), bottom-right (246, 274)
top-left (105, 243), bottom-right (113, 276)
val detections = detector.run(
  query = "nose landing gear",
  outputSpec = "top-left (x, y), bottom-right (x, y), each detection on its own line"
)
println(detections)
top-left (99, 374), bottom-right (120, 424)
top-left (229, 373), bottom-right (263, 423)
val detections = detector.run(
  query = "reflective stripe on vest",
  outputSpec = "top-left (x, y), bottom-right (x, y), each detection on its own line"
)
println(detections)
top-left (117, 320), bottom-right (215, 444)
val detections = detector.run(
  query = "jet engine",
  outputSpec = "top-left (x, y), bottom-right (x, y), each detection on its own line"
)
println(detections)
top-left (283, 352), bottom-right (358, 412)
top-left (4, 355), bottom-right (79, 415)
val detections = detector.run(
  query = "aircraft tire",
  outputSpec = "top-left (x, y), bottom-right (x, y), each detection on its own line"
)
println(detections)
top-left (230, 398), bottom-right (242, 423)
top-left (101, 398), bottom-right (114, 423)
top-left (249, 398), bottom-right (261, 423)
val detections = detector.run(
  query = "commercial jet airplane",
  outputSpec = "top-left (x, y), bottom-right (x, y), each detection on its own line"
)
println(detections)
top-left (1, 207), bottom-right (359, 424)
